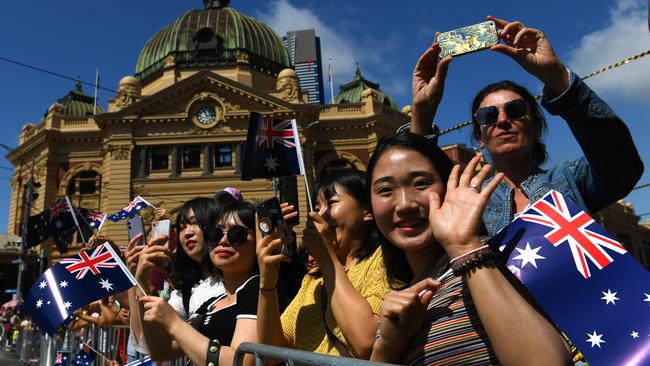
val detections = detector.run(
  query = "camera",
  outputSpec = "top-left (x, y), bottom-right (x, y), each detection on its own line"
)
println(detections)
top-left (256, 197), bottom-right (292, 256)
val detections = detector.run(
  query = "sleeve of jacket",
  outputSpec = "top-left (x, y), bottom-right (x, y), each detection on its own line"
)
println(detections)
top-left (541, 70), bottom-right (644, 212)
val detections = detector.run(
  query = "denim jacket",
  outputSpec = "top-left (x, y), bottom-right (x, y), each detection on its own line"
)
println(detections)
top-left (482, 71), bottom-right (644, 236)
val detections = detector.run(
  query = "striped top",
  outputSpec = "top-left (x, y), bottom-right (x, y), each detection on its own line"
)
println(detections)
top-left (401, 270), bottom-right (499, 365)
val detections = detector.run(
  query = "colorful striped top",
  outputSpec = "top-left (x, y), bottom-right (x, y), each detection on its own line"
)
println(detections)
top-left (401, 269), bottom-right (499, 365)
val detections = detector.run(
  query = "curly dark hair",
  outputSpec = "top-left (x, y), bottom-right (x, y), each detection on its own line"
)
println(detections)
top-left (366, 132), bottom-right (454, 289)
top-left (470, 80), bottom-right (548, 165)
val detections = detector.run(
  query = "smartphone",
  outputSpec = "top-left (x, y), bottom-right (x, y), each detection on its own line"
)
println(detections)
top-left (256, 197), bottom-right (292, 256)
top-left (437, 20), bottom-right (498, 58)
top-left (127, 216), bottom-right (145, 246)
top-left (151, 219), bottom-right (172, 250)
top-left (278, 176), bottom-right (300, 226)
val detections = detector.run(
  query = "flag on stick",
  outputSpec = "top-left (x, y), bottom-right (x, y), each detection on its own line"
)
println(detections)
top-left (107, 196), bottom-right (153, 222)
top-left (241, 113), bottom-right (305, 180)
top-left (486, 190), bottom-right (650, 365)
top-left (23, 243), bottom-right (137, 334)
top-left (26, 197), bottom-right (82, 253)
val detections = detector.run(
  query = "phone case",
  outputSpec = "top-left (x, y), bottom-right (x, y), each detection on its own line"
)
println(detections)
top-left (437, 20), bottom-right (498, 58)
top-left (127, 216), bottom-right (145, 246)
top-left (151, 219), bottom-right (171, 249)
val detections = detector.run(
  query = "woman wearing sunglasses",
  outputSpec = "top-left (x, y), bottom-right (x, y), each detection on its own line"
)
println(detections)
top-left (410, 16), bottom-right (643, 236)
top-left (130, 197), bottom-right (228, 360)
top-left (139, 200), bottom-right (261, 366)
top-left (257, 169), bottom-right (391, 359)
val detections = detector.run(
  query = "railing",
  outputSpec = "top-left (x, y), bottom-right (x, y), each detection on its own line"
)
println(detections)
top-left (233, 342), bottom-right (397, 366)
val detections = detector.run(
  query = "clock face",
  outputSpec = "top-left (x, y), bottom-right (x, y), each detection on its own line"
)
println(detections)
top-left (196, 106), bottom-right (216, 125)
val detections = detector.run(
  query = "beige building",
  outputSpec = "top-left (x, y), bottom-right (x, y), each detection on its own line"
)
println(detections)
top-left (6, 0), bottom-right (406, 261)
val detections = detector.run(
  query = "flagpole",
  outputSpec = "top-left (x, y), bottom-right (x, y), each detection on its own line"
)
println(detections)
top-left (291, 119), bottom-right (313, 212)
top-left (64, 196), bottom-right (87, 245)
top-left (102, 243), bottom-right (149, 296)
top-left (93, 68), bottom-right (99, 115)
top-left (328, 58), bottom-right (335, 103)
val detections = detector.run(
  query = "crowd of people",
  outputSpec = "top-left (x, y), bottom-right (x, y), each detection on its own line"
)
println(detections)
top-left (13, 17), bottom-right (644, 366)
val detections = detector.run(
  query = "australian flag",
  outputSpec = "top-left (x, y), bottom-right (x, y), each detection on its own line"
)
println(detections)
top-left (26, 197), bottom-right (79, 253)
top-left (241, 112), bottom-right (305, 180)
top-left (54, 351), bottom-right (70, 366)
top-left (107, 196), bottom-right (152, 222)
top-left (71, 344), bottom-right (96, 366)
top-left (487, 190), bottom-right (650, 365)
top-left (23, 243), bottom-right (137, 334)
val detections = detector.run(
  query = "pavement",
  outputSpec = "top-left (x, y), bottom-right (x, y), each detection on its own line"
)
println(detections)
top-left (0, 348), bottom-right (20, 366)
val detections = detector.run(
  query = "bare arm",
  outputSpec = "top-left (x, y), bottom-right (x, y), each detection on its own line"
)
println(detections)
top-left (303, 212), bottom-right (377, 358)
top-left (410, 41), bottom-right (451, 135)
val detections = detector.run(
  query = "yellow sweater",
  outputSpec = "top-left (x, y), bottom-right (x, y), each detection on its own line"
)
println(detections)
top-left (280, 247), bottom-right (390, 356)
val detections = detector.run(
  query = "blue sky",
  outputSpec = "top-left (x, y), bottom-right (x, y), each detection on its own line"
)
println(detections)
top-left (0, 0), bottom-right (648, 232)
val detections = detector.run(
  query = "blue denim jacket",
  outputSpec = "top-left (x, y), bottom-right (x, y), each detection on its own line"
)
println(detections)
top-left (482, 71), bottom-right (643, 236)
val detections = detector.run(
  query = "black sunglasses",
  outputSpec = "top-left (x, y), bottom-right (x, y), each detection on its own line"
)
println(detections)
top-left (474, 99), bottom-right (528, 126)
top-left (207, 225), bottom-right (251, 248)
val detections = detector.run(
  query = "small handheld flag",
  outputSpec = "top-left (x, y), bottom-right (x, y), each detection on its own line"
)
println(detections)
top-left (487, 190), bottom-right (650, 365)
top-left (107, 196), bottom-right (153, 222)
top-left (241, 113), bottom-right (305, 181)
top-left (23, 243), bottom-right (137, 334)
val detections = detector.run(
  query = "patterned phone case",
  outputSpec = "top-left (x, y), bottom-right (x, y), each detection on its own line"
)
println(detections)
top-left (437, 20), bottom-right (498, 58)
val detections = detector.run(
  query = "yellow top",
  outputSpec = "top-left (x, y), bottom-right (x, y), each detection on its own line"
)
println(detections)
top-left (280, 246), bottom-right (390, 356)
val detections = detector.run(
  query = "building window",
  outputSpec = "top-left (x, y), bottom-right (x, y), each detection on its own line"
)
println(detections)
top-left (150, 147), bottom-right (169, 171)
top-left (183, 145), bottom-right (201, 169)
top-left (214, 145), bottom-right (232, 167)
top-left (67, 171), bottom-right (101, 195)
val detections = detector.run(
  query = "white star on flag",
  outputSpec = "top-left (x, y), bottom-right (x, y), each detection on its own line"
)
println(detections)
top-left (644, 293), bottom-right (650, 306)
top-left (64, 301), bottom-right (72, 309)
top-left (55, 220), bottom-right (64, 229)
top-left (59, 281), bottom-right (69, 288)
top-left (264, 155), bottom-right (279, 172)
top-left (600, 289), bottom-right (619, 305)
top-left (47, 301), bottom-right (51, 305)
top-left (586, 331), bottom-right (605, 348)
top-left (512, 242), bottom-right (546, 268)
top-left (36, 299), bottom-right (43, 308)
top-left (39, 281), bottom-right (47, 289)
top-left (99, 278), bottom-right (114, 292)
top-left (631, 331), bottom-right (639, 339)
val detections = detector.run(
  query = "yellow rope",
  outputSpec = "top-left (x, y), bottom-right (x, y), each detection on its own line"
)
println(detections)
top-left (436, 49), bottom-right (650, 137)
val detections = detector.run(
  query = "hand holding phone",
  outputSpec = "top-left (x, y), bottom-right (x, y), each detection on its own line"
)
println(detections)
top-left (437, 20), bottom-right (498, 58)
top-left (256, 197), bottom-right (292, 256)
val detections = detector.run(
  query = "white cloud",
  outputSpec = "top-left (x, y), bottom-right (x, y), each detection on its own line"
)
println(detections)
top-left (257, 0), bottom-right (406, 101)
top-left (566, 0), bottom-right (650, 102)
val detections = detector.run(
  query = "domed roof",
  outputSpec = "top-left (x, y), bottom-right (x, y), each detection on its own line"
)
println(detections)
top-left (56, 81), bottom-right (105, 117)
top-left (135, 1), bottom-right (291, 83)
top-left (333, 64), bottom-right (398, 110)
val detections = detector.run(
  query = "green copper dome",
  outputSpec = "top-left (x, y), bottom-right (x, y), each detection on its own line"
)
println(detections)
top-left (135, 1), bottom-right (291, 83)
top-left (57, 81), bottom-right (104, 117)
top-left (333, 64), bottom-right (398, 110)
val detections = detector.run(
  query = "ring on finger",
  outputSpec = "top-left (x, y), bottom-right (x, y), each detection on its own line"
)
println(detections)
top-left (469, 183), bottom-right (481, 193)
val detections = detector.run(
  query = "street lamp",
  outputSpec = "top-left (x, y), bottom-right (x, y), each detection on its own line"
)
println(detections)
top-left (1, 142), bottom-right (37, 300)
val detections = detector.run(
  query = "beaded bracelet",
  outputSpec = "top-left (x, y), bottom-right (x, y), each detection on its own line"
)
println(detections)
top-left (450, 245), bottom-right (495, 277)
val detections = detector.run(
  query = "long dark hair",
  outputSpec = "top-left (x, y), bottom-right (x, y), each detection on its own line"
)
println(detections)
top-left (169, 197), bottom-right (221, 312)
top-left (367, 132), bottom-right (454, 289)
top-left (316, 169), bottom-right (377, 261)
top-left (471, 80), bottom-right (548, 165)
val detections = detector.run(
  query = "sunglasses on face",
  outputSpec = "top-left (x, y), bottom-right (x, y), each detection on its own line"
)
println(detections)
top-left (474, 99), bottom-right (528, 126)
top-left (207, 225), bottom-right (251, 248)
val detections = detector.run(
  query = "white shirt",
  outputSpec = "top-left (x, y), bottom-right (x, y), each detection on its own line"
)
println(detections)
top-left (168, 275), bottom-right (225, 320)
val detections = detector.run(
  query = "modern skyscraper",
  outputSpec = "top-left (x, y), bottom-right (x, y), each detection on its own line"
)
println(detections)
top-left (284, 29), bottom-right (324, 105)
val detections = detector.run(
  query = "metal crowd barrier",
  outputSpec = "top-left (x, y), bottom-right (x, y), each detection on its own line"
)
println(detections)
top-left (233, 342), bottom-right (398, 366)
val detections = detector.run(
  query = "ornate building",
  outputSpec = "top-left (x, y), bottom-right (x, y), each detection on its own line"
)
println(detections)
top-left (6, 0), bottom-right (406, 263)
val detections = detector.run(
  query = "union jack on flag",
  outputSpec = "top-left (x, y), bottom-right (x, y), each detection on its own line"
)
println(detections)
top-left (241, 112), bottom-right (305, 180)
top-left (23, 243), bottom-right (137, 334)
top-left (49, 198), bottom-right (71, 221)
top-left (86, 211), bottom-right (106, 230)
top-left (486, 190), bottom-right (650, 365)
top-left (518, 190), bottom-right (627, 279)
top-left (59, 244), bottom-right (119, 280)
top-left (107, 196), bottom-right (152, 222)
top-left (257, 116), bottom-right (296, 149)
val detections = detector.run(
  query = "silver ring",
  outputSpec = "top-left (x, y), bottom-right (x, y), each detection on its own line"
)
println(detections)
top-left (469, 183), bottom-right (481, 193)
